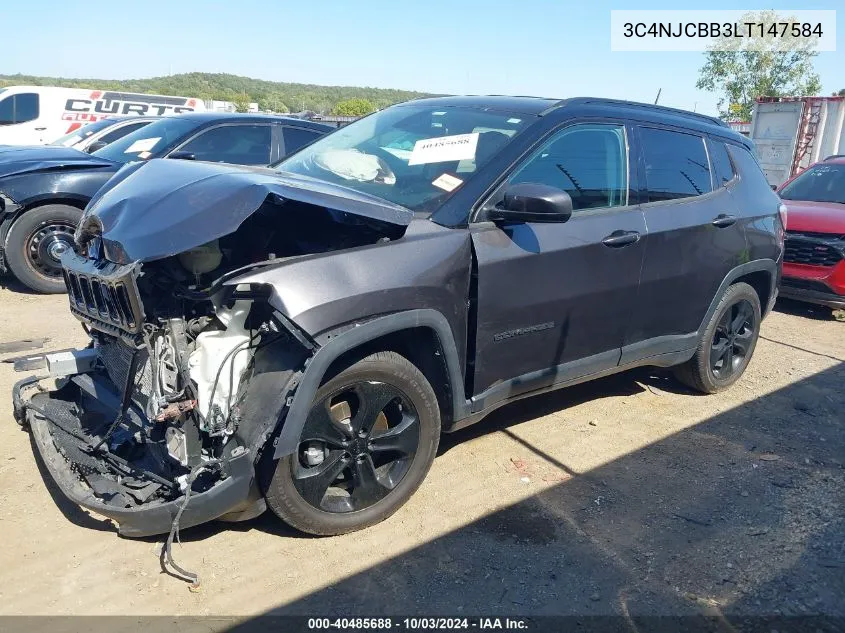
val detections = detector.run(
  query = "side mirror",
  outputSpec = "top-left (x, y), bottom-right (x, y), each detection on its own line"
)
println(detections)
top-left (487, 183), bottom-right (573, 224)
top-left (85, 140), bottom-right (108, 154)
top-left (169, 151), bottom-right (196, 161)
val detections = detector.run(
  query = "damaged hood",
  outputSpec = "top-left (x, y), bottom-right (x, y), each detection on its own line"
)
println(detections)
top-left (0, 145), bottom-right (116, 179)
top-left (79, 158), bottom-right (414, 264)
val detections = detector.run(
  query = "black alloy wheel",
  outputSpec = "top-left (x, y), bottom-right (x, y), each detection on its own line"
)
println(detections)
top-left (293, 380), bottom-right (420, 513)
top-left (673, 282), bottom-right (762, 394)
top-left (264, 351), bottom-right (441, 536)
top-left (709, 299), bottom-right (755, 380)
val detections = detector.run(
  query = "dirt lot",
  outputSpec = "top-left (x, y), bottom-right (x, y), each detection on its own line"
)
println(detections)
top-left (0, 280), bottom-right (843, 623)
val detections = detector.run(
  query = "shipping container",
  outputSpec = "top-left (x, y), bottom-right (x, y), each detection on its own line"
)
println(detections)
top-left (749, 96), bottom-right (845, 187)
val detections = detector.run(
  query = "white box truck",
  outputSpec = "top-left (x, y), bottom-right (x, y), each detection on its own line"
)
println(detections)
top-left (0, 86), bottom-right (206, 145)
top-left (749, 96), bottom-right (845, 187)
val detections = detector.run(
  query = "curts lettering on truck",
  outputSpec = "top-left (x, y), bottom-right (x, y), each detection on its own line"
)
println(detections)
top-left (0, 86), bottom-right (205, 145)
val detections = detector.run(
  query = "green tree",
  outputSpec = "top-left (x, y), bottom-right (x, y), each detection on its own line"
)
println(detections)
top-left (696, 10), bottom-right (822, 121)
top-left (232, 92), bottom-right (251, 113)
top-left (834, 89), bottom-right (845, 97)
top-left (332, 98), bottom-right (376, 116)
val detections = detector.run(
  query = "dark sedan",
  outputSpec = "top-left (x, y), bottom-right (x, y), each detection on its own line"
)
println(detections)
top-left (0, 113), bottom-right (333, 293)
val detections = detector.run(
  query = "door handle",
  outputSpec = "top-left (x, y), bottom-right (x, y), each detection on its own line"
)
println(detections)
top-left (712, 214), bottom-right (737, 228)
top-left (34, 127), bottom-right (47, 131)
top-left (601, 230), bottom-right (640, 247)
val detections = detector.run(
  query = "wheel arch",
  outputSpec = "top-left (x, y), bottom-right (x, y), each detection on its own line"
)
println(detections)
top-left (1, 196), bottom-right (89, 249)
top-left (698, 259), bottom-right (778, 334)
top-left (271, 309), bottom-right (468, 460)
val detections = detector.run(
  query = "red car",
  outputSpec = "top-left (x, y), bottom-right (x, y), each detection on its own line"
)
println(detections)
top-left (777, 156), bottom-right (845, 310)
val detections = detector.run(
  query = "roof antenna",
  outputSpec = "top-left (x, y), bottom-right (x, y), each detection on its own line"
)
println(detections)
top-left (654, 89), bottom-right (662, 105)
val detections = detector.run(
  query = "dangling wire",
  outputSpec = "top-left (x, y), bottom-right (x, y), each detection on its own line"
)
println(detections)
top-left (160, 459), bottom-right (222, 588)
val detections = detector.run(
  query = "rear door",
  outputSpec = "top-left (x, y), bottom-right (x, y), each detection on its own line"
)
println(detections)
top-left (469, 120), bottom-right (647, 405)
top-left (622, 126), bottom-right (746, 360)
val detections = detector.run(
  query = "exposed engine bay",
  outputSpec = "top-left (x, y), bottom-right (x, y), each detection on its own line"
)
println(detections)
top-left (50, 195), bottom-right (406, 509)
top-left (13, 158), bottom-right (427, 584)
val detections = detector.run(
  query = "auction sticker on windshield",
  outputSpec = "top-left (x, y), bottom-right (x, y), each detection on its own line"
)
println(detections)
top-left (124, 137), bottom-right (160, 154)
top-left (409, 133), bottom-right (479, 166)
top-left (432, 173), bottom-right (463, 192)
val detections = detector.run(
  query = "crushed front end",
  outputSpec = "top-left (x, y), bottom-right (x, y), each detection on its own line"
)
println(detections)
top-left (14, 249), bottom-right (289, 538)
top-left (13, 157), bottom-right (414, 542)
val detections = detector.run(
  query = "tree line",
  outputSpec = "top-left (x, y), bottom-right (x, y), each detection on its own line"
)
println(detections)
top-left (0, 72), bottom-right (431, 115)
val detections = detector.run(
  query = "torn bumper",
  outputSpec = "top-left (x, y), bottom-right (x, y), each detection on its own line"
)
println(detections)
top-left (13, 375), bottom-right (258, 538)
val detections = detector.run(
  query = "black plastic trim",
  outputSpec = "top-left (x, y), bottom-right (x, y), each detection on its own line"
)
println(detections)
top-left (272, 309), bottom-right (468, 458)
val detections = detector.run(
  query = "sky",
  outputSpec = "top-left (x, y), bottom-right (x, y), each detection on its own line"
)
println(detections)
top-left (0, 0), bottom-right (841, 116)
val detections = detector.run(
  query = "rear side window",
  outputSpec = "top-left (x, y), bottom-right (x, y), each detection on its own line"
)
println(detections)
top-left (640, 127), bottom-right (711, 201)
top-left (708, 140), bottom-right (736, 187)
top-left (282, 127), bottom-right (323, 155)
top-left (99, 121), bottom-right (151, 144)
top-left (0, 93), bottom-right (40, 125)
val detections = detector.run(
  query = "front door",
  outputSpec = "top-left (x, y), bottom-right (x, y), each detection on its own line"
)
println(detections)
top-left (469, 121), bottom-right (646, 408)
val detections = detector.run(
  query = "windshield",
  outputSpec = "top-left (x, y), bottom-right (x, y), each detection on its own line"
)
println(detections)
top-left (92, 117), bottom-right (197, 164)
top-left (275, 104), bottom-right (531, 212)
top-left (50, 119), bottom-right (117, 147)
top-left (780, 163), bottom-right (845, 204)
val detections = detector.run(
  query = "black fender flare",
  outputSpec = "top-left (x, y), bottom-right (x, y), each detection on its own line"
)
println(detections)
top-left (698, 259), bottom-right (779, 332)
top-left (272, 308), bottom-right (468, 459)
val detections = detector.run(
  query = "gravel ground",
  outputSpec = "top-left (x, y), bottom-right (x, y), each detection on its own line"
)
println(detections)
top-left (0, 279), bottom-right (842, 625)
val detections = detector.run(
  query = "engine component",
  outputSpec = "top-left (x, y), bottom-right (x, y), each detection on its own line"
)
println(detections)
top-left (165, 426), bottom-right (188, 467)
top-left (154, 399), bottom-right (197, 423)
top-left (188, 301), bottom-right (254, 435)
top-left (178, 239), bottom-right (223, 276)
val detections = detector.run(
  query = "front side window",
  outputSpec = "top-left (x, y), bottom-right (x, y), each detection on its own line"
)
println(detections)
top-left (178, 124), bottom-right (272, 165)
top-left (276, 104), bottom-right (531, 212)
top-left (508, 123), bottom-right (628, 211)
top-left (0, 93), bottom-right (39, 125)
top-left (779, 163), bottom-right (845, 204)
top-left (93, 117), bottom-right (198, 163)
top-left (641, 127), bottom-right (712, 202)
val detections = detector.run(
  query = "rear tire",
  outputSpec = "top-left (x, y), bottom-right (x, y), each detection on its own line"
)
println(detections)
top-left (265, 351), bottom-right (440, 536)
top-left (5, 204), bottom-right (81, 294)
top-left (674, 282), bottom-right (761, 394)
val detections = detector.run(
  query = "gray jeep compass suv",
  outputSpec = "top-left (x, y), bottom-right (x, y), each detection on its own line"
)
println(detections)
top-left (14, 96), bottom-right (784, 553)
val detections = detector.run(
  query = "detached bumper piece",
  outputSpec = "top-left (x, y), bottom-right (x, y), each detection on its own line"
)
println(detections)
top-left (15, 374), bottom-right (255, 537)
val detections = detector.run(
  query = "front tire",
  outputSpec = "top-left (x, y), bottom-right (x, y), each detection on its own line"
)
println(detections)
top-left (674, 282), bottom-right (761, 394)
top-left (265, 351), bottom-right (441, 536)
top-left (5, 204), bottom-right (82, 294)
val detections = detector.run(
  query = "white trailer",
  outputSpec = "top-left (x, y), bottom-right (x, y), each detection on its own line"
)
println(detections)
top-left (749, 96), bottom-right (845, 187)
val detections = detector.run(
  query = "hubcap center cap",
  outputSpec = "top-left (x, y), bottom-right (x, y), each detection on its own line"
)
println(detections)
top-left (350, 438), bottom-right (368, 457)
top-left (47, 240), bottom-right (69, 261)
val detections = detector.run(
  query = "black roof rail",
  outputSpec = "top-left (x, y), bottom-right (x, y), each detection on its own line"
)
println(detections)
top-left (823, 154), bottom-right (845, 161)
top-left (545, 97), bottom-right (730, 128)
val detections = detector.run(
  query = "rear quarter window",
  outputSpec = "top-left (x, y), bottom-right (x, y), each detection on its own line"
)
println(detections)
top-left (708, 139), bottom-right (736, 187)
